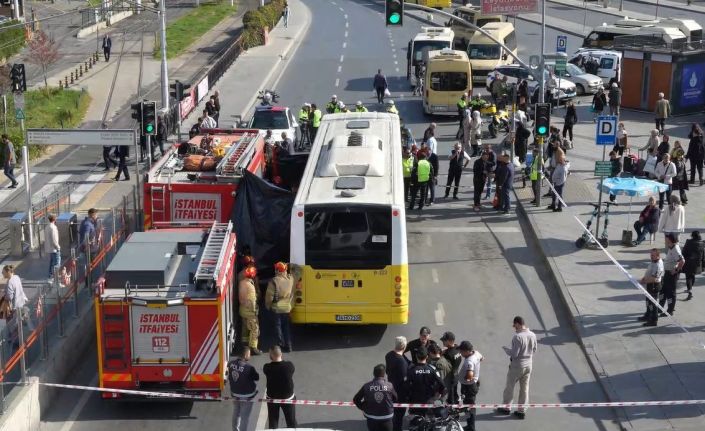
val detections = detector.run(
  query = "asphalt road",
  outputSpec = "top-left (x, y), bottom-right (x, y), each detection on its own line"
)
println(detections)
top-left (38, 1), bottom-right (626, 430)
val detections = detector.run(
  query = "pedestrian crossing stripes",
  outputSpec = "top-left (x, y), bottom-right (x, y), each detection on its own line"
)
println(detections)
top-left (0, 173), bottom-right (38, 207)
top-left (31, 174), bottom-right (73, 204)
top-left (69, 173), bottom-right (107, 205)
top-left (408, 226), bottom-right (521, 234)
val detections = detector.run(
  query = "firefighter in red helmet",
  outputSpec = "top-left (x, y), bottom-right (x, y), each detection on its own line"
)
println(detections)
top-left (265, 262), bottom-right (294, 352)
top-left (239, 266), bottom-right (261, 355)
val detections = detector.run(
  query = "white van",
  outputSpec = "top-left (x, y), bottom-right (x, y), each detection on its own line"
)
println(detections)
top-left (570, 48), bottom-right (622, 85)
top-left (467, 22), bottom-right (517, 85)
top-left (446, 5), bottom-right (506, 48)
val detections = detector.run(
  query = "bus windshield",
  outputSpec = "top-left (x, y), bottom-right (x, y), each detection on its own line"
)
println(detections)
top-left (413, 40), bottom-right (451, 63)
top-left (430, 72), bottom-right (468, 91)
top-left (468, 44), bottom-right (501, 59)
top-left (305, 206), bottom-right (392, 269)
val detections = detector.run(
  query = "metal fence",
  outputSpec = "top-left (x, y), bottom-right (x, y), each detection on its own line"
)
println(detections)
top-left (0, 186), bottom-right (140, 412)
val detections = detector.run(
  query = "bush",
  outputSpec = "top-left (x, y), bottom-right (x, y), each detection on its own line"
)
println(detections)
top-left (0, 21), bottom-right (26, 62)
top-left (241, 0), bottom-right (286, 49)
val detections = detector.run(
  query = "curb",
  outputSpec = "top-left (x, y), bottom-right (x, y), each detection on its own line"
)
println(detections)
top-left (238, 0), bottom-right (313, 120)
top-left (513, 191), bottom-right (631, 431)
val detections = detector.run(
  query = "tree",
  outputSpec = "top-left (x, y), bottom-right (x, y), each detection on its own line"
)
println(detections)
top-left (25, 31), bottom-right (61, 88)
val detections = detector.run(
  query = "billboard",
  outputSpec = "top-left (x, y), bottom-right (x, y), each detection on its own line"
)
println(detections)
top-left (680, 63), bottom-right (705, 108)
top-left (482, 0), bottom-right (538, 14)
top-left (180, 86), bottom-right (197, 120)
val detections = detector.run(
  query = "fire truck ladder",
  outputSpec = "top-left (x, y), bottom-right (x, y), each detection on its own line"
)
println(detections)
top-left (150, 186), bottom-right (167, 221)
top-left (194, 221), bottom-right (233, 281)
top-left (216, 133), bottom-right (257, 180)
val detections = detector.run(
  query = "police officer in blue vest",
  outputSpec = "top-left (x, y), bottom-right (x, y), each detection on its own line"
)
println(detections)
top-left (227, 346), bottom-right (260, 431)
top-left (354, 364), bottom-right (398, 431)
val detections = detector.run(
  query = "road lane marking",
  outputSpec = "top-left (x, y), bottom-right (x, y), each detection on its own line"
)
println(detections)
top-left (345, 21), bottom-right (348, 28)
top-left (395, 68), bottom-right (400, 73)
top-left (392, 53), bottom-right (396, 59)
top-left (58, 376), bottom-right (98, 431)
top-left (344, 14), bottom-right (347, 19)
top-left (431, 268), bottom-right (439, 284)
top-left (409, 226), bottom-right (521, 233)
top-left (344, 30), bottom-right (348, 37)
top-left (31, 174), bottom-right (73, 204)
top-left (394, 60), bottom-right (398, 65)
top-left (435, 303), bottom-right (445, 326)
top-left (0, 173), bottom-right (38, 207)
top-left (343, 42), bottom-right (347, 49)
top-left (337, 65), bottom-right (342, 73)
top-left (340, 54), bottom-right (344, 62)
top-left (69, 173), bottom-right (106, 205)
top-left (335, 78), bottom-right (340, 87)
top-left (339, 6), bottom-right (344, 11)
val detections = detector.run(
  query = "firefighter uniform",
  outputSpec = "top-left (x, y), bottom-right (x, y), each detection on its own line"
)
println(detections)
top-left (353, 377), bottom-right (397, 431)
top-left (265, 267), bottom-right (294, 351)
top-left (238, 276), bottom-right (260, 353)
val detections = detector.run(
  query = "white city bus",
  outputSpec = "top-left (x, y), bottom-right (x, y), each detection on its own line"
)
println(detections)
top-left (290, 112), bottom-right (409, 325)
top-left (407, 27), bottom-right (455, 87)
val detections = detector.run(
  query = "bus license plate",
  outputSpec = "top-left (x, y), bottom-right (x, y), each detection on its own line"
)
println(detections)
top-left (335, 314), bottom-right (361, 322)
top-left (341, 279), bottom-right (355, 288)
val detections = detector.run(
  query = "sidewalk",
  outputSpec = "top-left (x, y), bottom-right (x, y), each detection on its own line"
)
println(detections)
top-left (515, 111), bottom-right (705, 430)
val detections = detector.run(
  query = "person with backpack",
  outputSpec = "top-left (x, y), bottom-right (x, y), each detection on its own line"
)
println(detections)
top-left (686, 123), bottom-right (705, 186)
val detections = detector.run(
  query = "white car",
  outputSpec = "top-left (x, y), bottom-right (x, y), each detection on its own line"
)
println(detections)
top-left (485, 65), bottom-right (577, 104)
top-left (546, 62), bottom-right (603, 95)
top-left (247, 105), bottom-right (298, 145)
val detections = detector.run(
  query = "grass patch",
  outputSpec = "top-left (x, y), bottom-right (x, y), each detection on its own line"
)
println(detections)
top-left (0, 20), bottom-right (27, 61)
top-left (0, 88), bottom-right (91, 163)
top-left (155, 1), bottom-right (238, 59)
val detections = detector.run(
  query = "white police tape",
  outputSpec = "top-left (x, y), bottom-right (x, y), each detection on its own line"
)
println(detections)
top-left (35, 382), bottom-right (705, 408)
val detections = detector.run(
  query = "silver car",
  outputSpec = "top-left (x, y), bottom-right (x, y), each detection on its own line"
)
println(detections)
top-left (548, 62), bottom-right (603, 95)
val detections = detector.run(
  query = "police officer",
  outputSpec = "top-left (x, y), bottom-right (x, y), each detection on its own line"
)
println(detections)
top-left (353, 364), bottom-right (398, 431)
top-left (405, 346), bottom-right (445, 416)
top-left (408, 152), bottom-right (433, 211)
top-left (265, 262), bottom-right (294, 352)
top-left (326, 95), bottom-right (338, 114)
top-left (402, 147), bottom-right (414, 203)
top-left (238, 266), bottom-right (261, 355)
top-left (337, 100), bottom-right (348, 113)
top-left (440, 331), bottom-right (463, 404)
top-left (227, 346), bottom-right (259, 431)
top-left (386, 100), bottom-right (399, 115)
top-left (456, 93), bottom-right (468, 130)
top-left (355, 101), bottom-right (368, 113)
top-left (298, 103), bottom-right (311, 146)
top-left (405, 326), bottom-right (437, 364)
top-left (529, 148), bottom-right (541, 204)
top-left (310, 103), bottom-right (322, 141)
top-left (458, 341), bottom-right (483, 431)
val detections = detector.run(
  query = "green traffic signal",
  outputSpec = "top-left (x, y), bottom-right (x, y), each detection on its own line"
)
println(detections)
top-left (537, 126), bottom-right (547, 135)
top-left (389, 13), bottom-right (400, 24)
top-left (146, 124), bottom-right (154, 133)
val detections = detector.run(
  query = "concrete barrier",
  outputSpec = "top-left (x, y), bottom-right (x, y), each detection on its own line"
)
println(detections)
top-left (0, 299), bottom-right (96, 431)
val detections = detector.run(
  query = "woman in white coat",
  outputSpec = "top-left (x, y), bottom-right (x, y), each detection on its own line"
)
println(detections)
top-left (658, 195), bottom-right (685, 242)
top-left (469, 110), bottom-right (482, 157)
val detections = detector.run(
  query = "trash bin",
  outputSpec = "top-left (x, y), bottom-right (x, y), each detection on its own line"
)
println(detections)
top-left (10, 212), bottom-right (29, 257)
top-left (56, 212), bottom-right (78, 257)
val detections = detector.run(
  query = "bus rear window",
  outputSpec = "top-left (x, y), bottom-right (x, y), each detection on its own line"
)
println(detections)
top-left (430, 72), bottom-right (468, 91)
top-left (305, 207), bottom-right (392, 269)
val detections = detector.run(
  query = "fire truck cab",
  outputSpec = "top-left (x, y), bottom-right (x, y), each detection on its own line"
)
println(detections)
top-left (95, 222), bottom-right (237, 398)
top-left (143, 129), bottom-right (265, 229)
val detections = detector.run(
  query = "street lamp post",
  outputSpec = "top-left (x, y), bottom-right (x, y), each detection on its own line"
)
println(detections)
top-left (159, 1), bottom-right (169, 111)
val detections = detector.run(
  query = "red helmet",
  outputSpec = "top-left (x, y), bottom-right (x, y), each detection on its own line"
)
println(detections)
top-left (274, 262), bottom-right (288, 273)
top-left (244, 266), bottom-right (257, 279)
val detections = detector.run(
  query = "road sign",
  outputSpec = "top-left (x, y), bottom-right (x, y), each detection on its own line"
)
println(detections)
top-left (13, 91), bottom-right (25, 110)
top-left (594, 161), bottom-right (612, 176)
top-left (556, 35), bottom-right (567, 53)
top-left (15, 108), bottom-right (24, 120)
top-left (27, 129), bottom-right (135, 146)
top-left (596, 115), bottom-right (618, 146)
top-left (482, 0), bottom-right (538, 15)
top-left (556, 58), bottom-right (567, 72)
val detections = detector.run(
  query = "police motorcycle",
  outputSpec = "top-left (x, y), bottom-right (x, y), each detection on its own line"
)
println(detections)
top-left (258, 89), bottom-right (280, 106)
top-left (408, 401), bottom-right (464, 431)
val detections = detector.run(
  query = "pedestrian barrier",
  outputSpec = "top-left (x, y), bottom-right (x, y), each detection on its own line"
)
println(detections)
top-left (10, 381), bottom-right (705, 410)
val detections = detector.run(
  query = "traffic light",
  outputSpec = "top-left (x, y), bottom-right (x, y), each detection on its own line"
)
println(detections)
top-left (385, 0), bottom-right (403, 26)
top-left (169, 80), bottom-right (191, 102)
top-left (534, 103), bottom-right (551, 137)
top-left (141, 101), bottom-right (157, 135)
top-left (10, 64), bottom-right (26, 92)
top-left (131, 102), bottom-right (142, 120)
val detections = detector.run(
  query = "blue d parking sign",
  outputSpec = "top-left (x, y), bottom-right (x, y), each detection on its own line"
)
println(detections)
top-left (557, 35), bottom-right (567, 53)
top-left (596, 116), bottom-right (617, 146)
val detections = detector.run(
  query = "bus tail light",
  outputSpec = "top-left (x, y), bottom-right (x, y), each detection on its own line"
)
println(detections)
top-left (394, 276), bottom-right (402, 283)
top-left (296, 297), bottom-right (303, 304)
top-left (394, 290), bottom-right (402, 297)
top-left (295, 290), bottom-right (302, 297)
top-left (295, 280), bottom-right (302, 290)
top-left (394, 298), bottom-right (402, 304)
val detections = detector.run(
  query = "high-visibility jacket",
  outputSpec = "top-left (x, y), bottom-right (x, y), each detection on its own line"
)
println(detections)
top-left (387, 106), bottom-right (399, 115)
top-left (298, 109), bottom-right (309, 122)
top-left (312, 109), bottom-right (322, 127)
top-left (326, 102), bottom-right (337, 114)
top-left (355, 106), bottom-right (368, 112)
top-left (402, 157), bottom-right (413, 178)
top-left (416, 160), bottom-right (431, 183)
top-left (457, 99), bottom-right (467, 111)
top-left (529, 155), bottom-right (541, 181)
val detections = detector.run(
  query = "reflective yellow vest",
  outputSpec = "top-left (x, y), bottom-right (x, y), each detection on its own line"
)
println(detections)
top-left (417, 160), bottom-right (431, 182)
top-left (298, 109), bottom-right (308, 122)
top-left (457, 99), bottom-right (467, 110)
top-left (312, 109), bottom-right (322, 127)
top-left (402, 157), bottom-right (413, 178)
top-left (355, 106), bottom-right (368, 112)
top-left (387, 106), bottom-right (399, 115)
top-left (530, 156), bottom-right (541, 181)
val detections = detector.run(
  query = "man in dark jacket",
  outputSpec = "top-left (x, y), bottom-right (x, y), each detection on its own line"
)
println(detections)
top-left (102, 35), bottom-right (112, 61)
top-left (385, 336), bottom-right (410, 431)
top-left (472, 152), bottom-right (488, 211)
top-left (354, 364), bottom-right (397, 431)
top-left (405, 346), bottom-right (445, 416)
top-left (445, 143), bottom-right (469, 200)
top-left (373, 69), bottom-right (388, 104)
top-left (608, 82), bottom-right (622, 116)
top-left (686, 130), bottom-right (705, 185)
top-left (228, 346), bottom-right (259, 431)
top-left (405, 326), bottom-right (438, 364)
top-left (495, 154), bottom-right (514, 214)
top-left (682, 230), bottom-right (705, 300)
top-left (263, 346), bottom-right (297, 429)
top-left (633, 196), bottom-right (659, 245)
top-left (440, 331), bottom-right (463, 404)
top-left (114, 145), bottom-right (130, 181)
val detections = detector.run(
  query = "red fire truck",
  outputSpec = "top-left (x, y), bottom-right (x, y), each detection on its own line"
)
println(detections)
top-left (143, 129), bottom-right (265, 229)
top-left (94, 222), bottom-right (237, 398)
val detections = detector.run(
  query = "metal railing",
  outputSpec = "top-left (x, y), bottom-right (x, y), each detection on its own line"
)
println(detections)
top-left (0, 187), bottom-right (140, 412)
